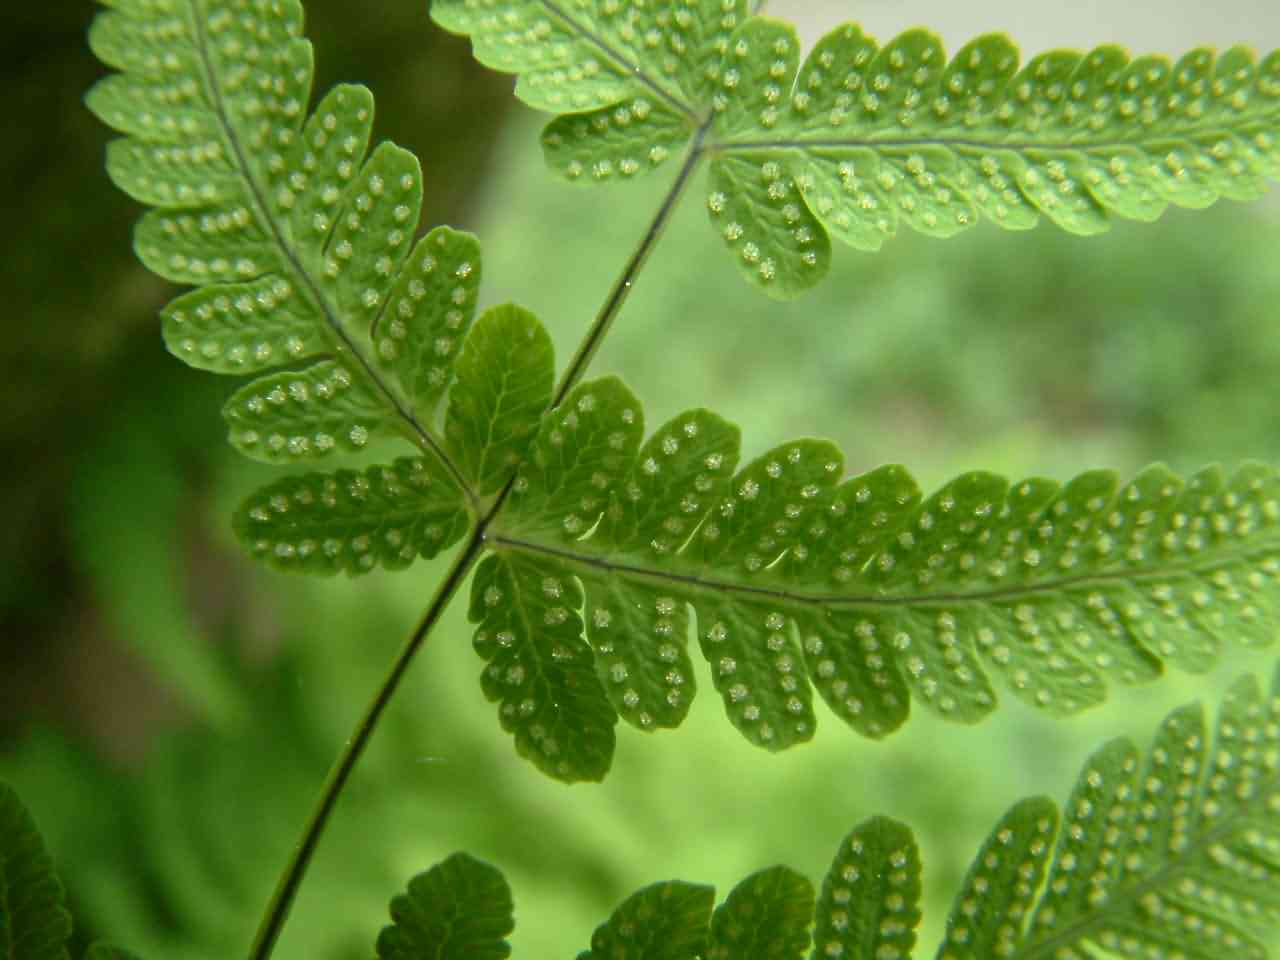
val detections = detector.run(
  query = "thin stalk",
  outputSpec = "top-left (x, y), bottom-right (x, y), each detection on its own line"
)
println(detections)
top-left (246, 534), bottom-right (484, 960)
top-left (552, 127), bottom-right (709, 405)
top-left (248, 131), bottom-right (710, 960)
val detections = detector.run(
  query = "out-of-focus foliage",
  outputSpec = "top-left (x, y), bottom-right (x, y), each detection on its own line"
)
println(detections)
top-left (5, 5), bottom-right (1280, 960)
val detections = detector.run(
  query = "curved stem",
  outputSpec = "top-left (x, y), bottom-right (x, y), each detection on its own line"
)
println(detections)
top-left (552, 128), bottom-right (709, 405)
top-left (248, 130), bottom-right (710, 960)
top-left (246, 534), bottom-right (485, 960)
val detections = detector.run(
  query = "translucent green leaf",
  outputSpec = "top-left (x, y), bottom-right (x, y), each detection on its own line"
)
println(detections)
top-left (716, 21), bottom-right (1280, 295)
top-left (936, 796), bottom-right (1058, 959)
top-left (469, 553), bottom-right (617, 783)
top-left (431, 0), bottom-right (748, 116)
top-left (812, 818), bottom-right (921, 960)
top-left (578, 575), bottom-right (697, 732)
top-left (0, 782), bottom-right (72, 960)
top-left (222, 360), bottom-right (395, 464)
top-left (499, 377), bottom-right (646, 543)
top-left (578, 880), bottom-right (715, 960)
top-left (544, 99), bottom-right (693, 182)
top-left (376, 853), bottom-right (513, 960)
top-left (233, 457), bottom-right (469, 576)
top-left (936, 666), bottom-right (1280, 960)
top-left (89, 0), bottom-right (481, 510)
top-left (483, 381), bottom-right (1280, 761)
top-left (446, 3), bottom-right (1280, 298)
top-left (445, 304), bottom-right (555, 496)
top-left (707, 152), bottom-right (832, 299)
top-left (375, 226), bottom-right (483, 417)
top-left (707, 865), bottom-right (814, 960)
top-left (161, 275), bottom-right (328, 376)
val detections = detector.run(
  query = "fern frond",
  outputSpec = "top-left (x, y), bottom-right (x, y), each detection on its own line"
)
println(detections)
top-left (938, 667), bottom-right (1280, 960)
top-left (705, 20), bottom-right (1280, 296)
top-left (376, 853), bottom-right (514, 960)
top-left (232, 456), bottom-right (470, 575)
top-left (0, 782), bottom-right (72, 960)
top-left (578, 879), bottom-right (715, 960)
top-left (476, 374), bottom-right (1280, 777)
top-left (87, 0), bottom-right (500, 525)
top-left (437, 3), bottom-right (1280, 297)
top-left (430, 0), bottom-right (749, 118)
top-left (380, 671), bottom-right (1280, 959)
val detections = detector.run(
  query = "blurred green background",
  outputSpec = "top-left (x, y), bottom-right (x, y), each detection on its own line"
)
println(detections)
top-left (3, 1), bottom-right (1280, 958)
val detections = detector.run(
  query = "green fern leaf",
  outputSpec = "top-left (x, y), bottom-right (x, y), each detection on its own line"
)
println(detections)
top-left (377, 669), bottom-right (1280, 959)
top-left (578, 880), bottom-right (715, 960)
top-left (811, 817), bottom-right (921, 960)
top-left (430, 0), bottom-right (748, 117)
top-left (470, 551), bottom-right (617, 782)
top-left (481, 377), bottom-right (1280, 770)
top-left (87, 0), bottom-right (487, 517)
top-left (232, 456), bottom-right (470, 575)
top-left (445, 304), bottom-right (556, 497)
top-left (707, 865), bottom-right (814, 960)
top-left (439, 3), bottom-right (1280, 298)
top-left (376, 852), bottom-right (514, 960)
top-left (0, 783), bottom-right (72, 960)
top-left (937, 666), bottom-right (1280, 960)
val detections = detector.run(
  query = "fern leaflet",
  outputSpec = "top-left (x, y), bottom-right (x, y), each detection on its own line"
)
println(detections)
top-left (0, 781), bottom-right (140, 960)
top-left (434, 2), bottom-right (1280, 297)
top-left (377, 668), bottom-right (1280, 958)
top-left (471, 343), bottom-right (1280, 779)
top-left (84, 0), bottom-right (539, 553)
top-left (377, 853), bottom-right (514, 960)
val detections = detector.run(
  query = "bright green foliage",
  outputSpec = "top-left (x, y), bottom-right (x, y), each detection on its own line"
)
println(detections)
top-left (380, 669), bottom-right (1280, 959)
top-left (938, 667), bottom-right (1280, 960)
top-left (376, 853), bottom-right (514, 960)
top-left (86, 0), bottom-right (494, 551)
top-left (469, 551), bottom-right (618, 782)
top-left (445, 304), bottom-right (555, 497)
top-left (0, 783), bottom-right (142, 960)
top-left (577, 881), bottom-right (714, 960)
top-left (707, 866), bottom-right (814, 960)
top-left (435, 2), bottom-right (1280, 297)
top-left (87, 0), bottom-right (1280, 793)
top-left (0, 782), bottom-right (71, 960)
top-left (479, 372), bottom-right (1280, 779)
top-left (233, 456), bottom-right (470, 575)
top-left (811, 819), bottom-right (920, 960)
top-left (429, 0), bottom-right (749, 116)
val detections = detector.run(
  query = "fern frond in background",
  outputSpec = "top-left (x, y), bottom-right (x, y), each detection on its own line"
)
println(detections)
top-left (374, 665), bottom-right (1280, 960)
top-left (434, 1), bottom-right (1280, 296)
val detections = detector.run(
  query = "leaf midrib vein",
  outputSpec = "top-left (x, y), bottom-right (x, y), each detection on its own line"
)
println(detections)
top-left (188, 0), bottom-right (476, 507)
top-left (489, 531), bottom-right (1279, 609)
top-left (1014, 763), bottom-right (1280, 960)
top-left (712, 120), bottom-right (1279, 156)
top-left (538, 0), bottom-right (700, 124)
